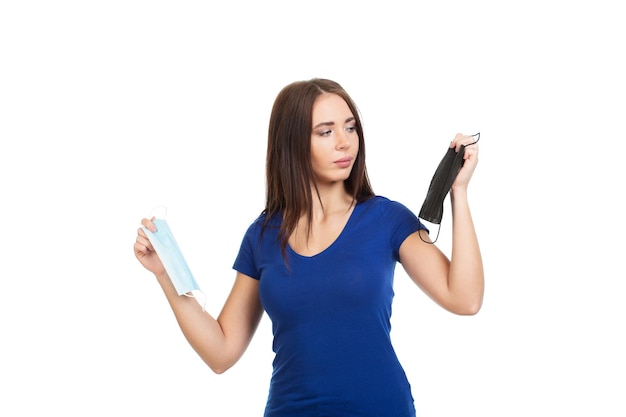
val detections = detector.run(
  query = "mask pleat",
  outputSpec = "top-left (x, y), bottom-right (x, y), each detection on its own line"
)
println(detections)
top-left (418, 146), bottom-right (467, 225)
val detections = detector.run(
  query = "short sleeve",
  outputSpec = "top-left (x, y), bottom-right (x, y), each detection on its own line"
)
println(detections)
top-left (380, 199), bottom-right (428, 260)
top-left (232, 219), bottom-right (262, 280)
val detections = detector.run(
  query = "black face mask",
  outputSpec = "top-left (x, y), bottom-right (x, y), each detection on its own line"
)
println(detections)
top-left (418, 133), bottom-right (480, 243)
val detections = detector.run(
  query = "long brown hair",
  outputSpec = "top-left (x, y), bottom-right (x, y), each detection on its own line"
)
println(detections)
top-left (263, 78), bottom-right (374, 259)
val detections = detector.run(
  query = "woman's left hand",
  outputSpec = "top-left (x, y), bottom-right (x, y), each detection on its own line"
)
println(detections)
top-left (450, 133), bottom-right (479, 191)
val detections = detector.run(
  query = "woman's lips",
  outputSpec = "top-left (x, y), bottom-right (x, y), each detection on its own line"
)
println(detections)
top-left (334, 157), bottom-right (352, 168)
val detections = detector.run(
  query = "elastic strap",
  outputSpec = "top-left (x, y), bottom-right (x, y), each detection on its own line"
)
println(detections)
top-left (184, 290), bottom-right (207, 312)
top-left (419, 225), bottom-right (440, 244)
top-left (149, 205), bottom-right (168, 219)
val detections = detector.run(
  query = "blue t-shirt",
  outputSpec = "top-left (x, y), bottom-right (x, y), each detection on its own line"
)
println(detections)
top-left (233, 196), bottom-right (427, 417)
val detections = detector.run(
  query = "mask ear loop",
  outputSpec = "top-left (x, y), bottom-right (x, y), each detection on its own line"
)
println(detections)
top-left (419, 226), bottom-right (440, 244)
top-left (418, 132), bottom-right (480, 245)
top-left (194, 292), bottom-right (207, 312)
top-left (183, 290), bottom-right (207, 312)
top-left (149, 205), bottom-right (168, 220)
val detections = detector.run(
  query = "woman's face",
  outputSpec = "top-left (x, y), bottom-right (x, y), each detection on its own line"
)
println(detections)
top-left (310, 93), bottom-right (359, 185)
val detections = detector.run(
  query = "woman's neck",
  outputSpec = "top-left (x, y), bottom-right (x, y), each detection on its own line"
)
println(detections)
top-left (310, 182), bottom-right (353, 220)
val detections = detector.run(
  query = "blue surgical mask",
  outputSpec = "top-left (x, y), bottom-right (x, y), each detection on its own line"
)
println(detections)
top-left (141, 218), bottom-right (204, 303)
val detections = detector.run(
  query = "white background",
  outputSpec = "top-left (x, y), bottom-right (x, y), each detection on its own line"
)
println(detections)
top-left (1, 1), bottom-right (624, 416)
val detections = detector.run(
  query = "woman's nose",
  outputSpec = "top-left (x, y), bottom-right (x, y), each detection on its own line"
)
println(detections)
top-left (336, 130), bottom-right (350, 149)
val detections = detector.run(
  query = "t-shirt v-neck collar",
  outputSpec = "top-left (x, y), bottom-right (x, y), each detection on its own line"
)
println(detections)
top-left (287, 201), bottom-right (361, 259)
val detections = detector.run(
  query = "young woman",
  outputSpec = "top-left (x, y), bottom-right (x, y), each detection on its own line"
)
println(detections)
top-left (134, 78), bottom-right (484, 416)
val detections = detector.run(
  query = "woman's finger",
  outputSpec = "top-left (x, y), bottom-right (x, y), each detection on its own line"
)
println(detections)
top-left (450, 133), bottom-right (477, 151)
top-left (136, 227), bottom-right (155, 253)
top-left (140, 216), bottom-right (157, 232)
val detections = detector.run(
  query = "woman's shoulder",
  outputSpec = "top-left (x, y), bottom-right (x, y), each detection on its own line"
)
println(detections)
top-left (358, 195), bottom-right (418, 226)
top-left (242, 211), bottom-right (281, 236)
top-left (361, 195), bottom-right (410, 211)
top-left (360, 195), bottom-right (388, 207)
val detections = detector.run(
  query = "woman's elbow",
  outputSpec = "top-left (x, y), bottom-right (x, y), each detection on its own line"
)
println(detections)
top-left (211, 365), bottom-right (229, 375)
top-left (206, 359), bottom-right (235, 375)
top-left (197, 350), bottom-right (238, 374)
top-left (456, 303), bottom-right (482, 316)
top-left (452, 296), bottom-right (483, 316)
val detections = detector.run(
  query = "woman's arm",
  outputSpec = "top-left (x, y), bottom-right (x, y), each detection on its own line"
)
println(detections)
top-left (399, 134), bottom-right (484, 315)
top-left (135, 223), bottom-right (264, 374)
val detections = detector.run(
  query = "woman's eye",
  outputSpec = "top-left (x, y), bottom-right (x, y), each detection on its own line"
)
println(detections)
top-left (319, 130), bottom-right (332, 136)
top-left (346, 126), bottom-right (357, 133)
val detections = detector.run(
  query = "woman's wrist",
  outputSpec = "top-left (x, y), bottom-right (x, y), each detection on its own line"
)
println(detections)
top-left (450, 185), bottom-right (468, 200)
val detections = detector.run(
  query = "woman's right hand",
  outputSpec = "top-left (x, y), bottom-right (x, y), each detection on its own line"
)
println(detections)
top-left (134, 217), bottom-right (166, 276)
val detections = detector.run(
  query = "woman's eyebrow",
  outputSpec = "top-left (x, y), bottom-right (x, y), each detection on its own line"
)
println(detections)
top-left (313, 121), bottom-right (334, 129)
top-left (313, 117), bottom-right (355, 129)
